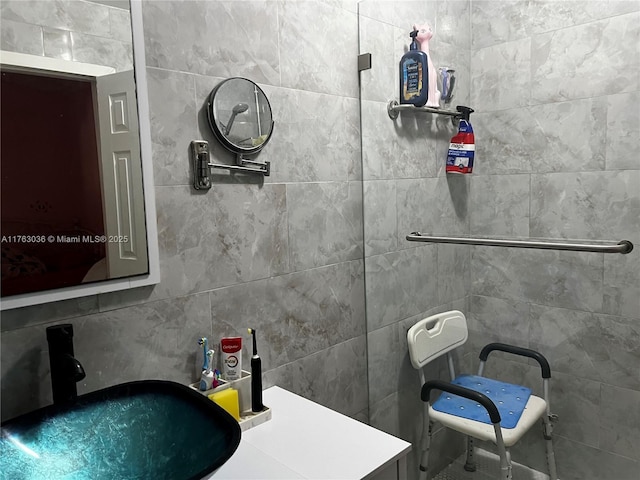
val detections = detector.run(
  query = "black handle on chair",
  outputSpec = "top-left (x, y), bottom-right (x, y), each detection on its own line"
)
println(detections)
top-left (479, 343), bottom-right (551, 378)
top-left (421, 380), bottom-right (501, 424)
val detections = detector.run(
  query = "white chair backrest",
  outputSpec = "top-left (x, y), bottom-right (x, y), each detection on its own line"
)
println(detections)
top-left (407, 310), bottom-right (468, 369)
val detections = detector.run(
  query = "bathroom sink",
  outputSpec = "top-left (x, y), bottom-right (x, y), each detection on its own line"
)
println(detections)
top-left (0, 380), bottom-right (241, 480)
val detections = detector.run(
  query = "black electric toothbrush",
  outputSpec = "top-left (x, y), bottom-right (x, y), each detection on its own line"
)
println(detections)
top-left (248, 328), bottom-right (264, 412)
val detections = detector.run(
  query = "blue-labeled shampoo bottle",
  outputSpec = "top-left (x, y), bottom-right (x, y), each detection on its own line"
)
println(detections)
top-left (399, 29), bottom-right (429, 107)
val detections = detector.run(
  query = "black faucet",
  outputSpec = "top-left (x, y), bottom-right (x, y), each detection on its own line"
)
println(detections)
top-left (46, 324), bottom-right (86, 405)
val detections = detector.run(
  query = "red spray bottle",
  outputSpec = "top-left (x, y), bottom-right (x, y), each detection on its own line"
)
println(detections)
top-left (446, 106), bottom-right (475, 174)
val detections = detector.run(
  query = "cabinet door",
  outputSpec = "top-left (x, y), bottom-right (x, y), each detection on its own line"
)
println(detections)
top-left (95, 70), bottom-right (148, 278)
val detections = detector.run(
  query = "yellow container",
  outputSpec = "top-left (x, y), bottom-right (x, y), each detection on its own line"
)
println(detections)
top-left (208, 388), bottom-right (240, 421)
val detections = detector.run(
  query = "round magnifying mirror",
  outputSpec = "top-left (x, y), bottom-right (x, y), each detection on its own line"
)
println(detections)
top-left (207, 78), bottom-right (274, 156)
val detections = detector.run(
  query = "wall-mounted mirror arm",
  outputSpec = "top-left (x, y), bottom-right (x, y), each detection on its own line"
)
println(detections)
top-left (210, 153), bottom-right (270, 176)
top-left (193, 142), bottom-right (269, 190)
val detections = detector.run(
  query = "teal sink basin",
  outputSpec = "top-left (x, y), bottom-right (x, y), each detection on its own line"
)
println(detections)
top-left (0, 380), bottom-right (241, 479)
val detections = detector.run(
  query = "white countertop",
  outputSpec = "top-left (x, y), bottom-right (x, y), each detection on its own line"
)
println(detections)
top-left (210, 386), bottom-right (412, 480)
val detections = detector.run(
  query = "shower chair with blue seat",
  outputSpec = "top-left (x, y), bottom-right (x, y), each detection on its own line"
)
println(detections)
top-left (407, 310), bottom-right (558, 480)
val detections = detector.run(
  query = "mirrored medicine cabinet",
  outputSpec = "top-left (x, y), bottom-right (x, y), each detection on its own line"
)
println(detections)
top-left (0, 0), bottom-right (159, 310)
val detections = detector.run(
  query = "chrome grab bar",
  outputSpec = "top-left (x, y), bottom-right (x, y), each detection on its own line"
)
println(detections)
top-left (406, 233), bottom-right (634, 254)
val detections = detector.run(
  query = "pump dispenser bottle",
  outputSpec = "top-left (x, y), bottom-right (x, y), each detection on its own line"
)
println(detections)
top-left (399, 29), bottom-right (429, 107)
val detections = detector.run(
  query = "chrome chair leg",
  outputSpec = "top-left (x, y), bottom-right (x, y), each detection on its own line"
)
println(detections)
top-left (418, 421), bottom-right (433, 480)
top-left (543, 415), bottom-right (559, 480)
top-left (463, 436), bottom-right (476, 472)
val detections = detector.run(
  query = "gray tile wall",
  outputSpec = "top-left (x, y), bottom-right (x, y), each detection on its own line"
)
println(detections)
top-left (1, 0), bottom-right (367, 425)
top-left (1, 1), bottom-right (638, 479)
top-left (469, 1), bottom-right (640, 479)
top-left (358, 0), bottom-right (472, 477)
top-left (0, 0), bottom-right (133, 71)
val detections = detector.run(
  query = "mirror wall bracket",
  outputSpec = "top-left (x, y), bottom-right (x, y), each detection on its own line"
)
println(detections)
top-left (211, 154), bottom-right (270, 177)
top-left (193, 141), bottom-right (269, 190)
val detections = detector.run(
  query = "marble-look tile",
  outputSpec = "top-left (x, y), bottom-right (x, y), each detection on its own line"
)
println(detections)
top-left (392, 110), bottom-right (439, 179)
top-left (325, 0), bottom-right (358, 14)
top-left (357, 0), bottom-right (438, 30)
top-left (361, 99), bottom-right (398, 180)
top-left (472, 0), bottom-right (640, 51)
top-left (43, 28), bottom-right (72, 60)
top-left (71, 31), bottom-right (133, 71)
top-left (290, 335), bottom-right (368, 417)
top-left (1, 0), bottom-right (111, 38)
top-left (345, 96), bottom-right (363, 181)
top-left (363, 23), bottom-right (444, 179)
top-left (1, 296), bottom-right (99, 332)
top-left (0, 19), bottom-right (43, 55)
top-left (471, 247), bottom-right (604, 312)
top-left (470, 0), bottom-right (531, 50)
top-left (364, 246), bottom-right (437, 332)
top-left (207, 260), bottom-right (365, 371)
top-left (369, 393), bottom-right (422, 478)
top-left (547, 370), bottom-right (601, 448)
top-left (437, 0), bottom-right (470, 50)
top-left (474, 98), bottom-right (607, 175)
top-left (606, 92), bottom-right (640, 170)
top-left (367, 317), bottom-right (432, 405)
top-left (278, 0), bottom-right (358, 97)
top-left (527, 98), bottom-right (607, 172)
top-left (256, 86), bottom-right (359, 183)
top-left (437, 244), bottom-right (469, 305)
top-left (153, 184), bottom-right (289, 300)
top-left (603, 248), bottom-right (640, 320)
top-left (472, 110), bottom-right (533, 175)
top-left (351, 406), bottom-right (369, 424)
top-left (396, 176), bottom-right (469, 247)
top-left (471, 38), bottom-right (531, 112)
top-left (148, 68), bottom-right (198, 186)
top-left (109, 6), bottom-right (132, 43)
top-left (599, 384), bottom-right (640, 460)
top-left (262, 361), bottom-right (295, 393)
top-left (392, 24), bottom-right (407, 95)
top-left (1, 324), bottom-right (54, 420)
top-left (97, 285), bottom-right (156, 313)
top-left (142, 0), bottom-right (279, 84)
top-left (553, 435), bottom-right (639, 480)
top-left (363, 180), bottom-right (398, 257)
top-left (359, 16), bottom-right (396, 103)
top-left (470, 174), bottom-right (530, 237)
top-left (73, 294), bottom-right (212, 389)
top-left (529, 304), bottom-right (640, 390)
top-left (287, 182), bottom-right (363, 271)
top-left (468, 295), bottom-right (531, 354)
top-left (531, 13), bottom-right (640, 104)
top-left (528, 0), bottom-right (640, 37)
top-left (530, 171), bottom-right (640, 241)
top-left (368, 392), bottom-right (402, 440)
